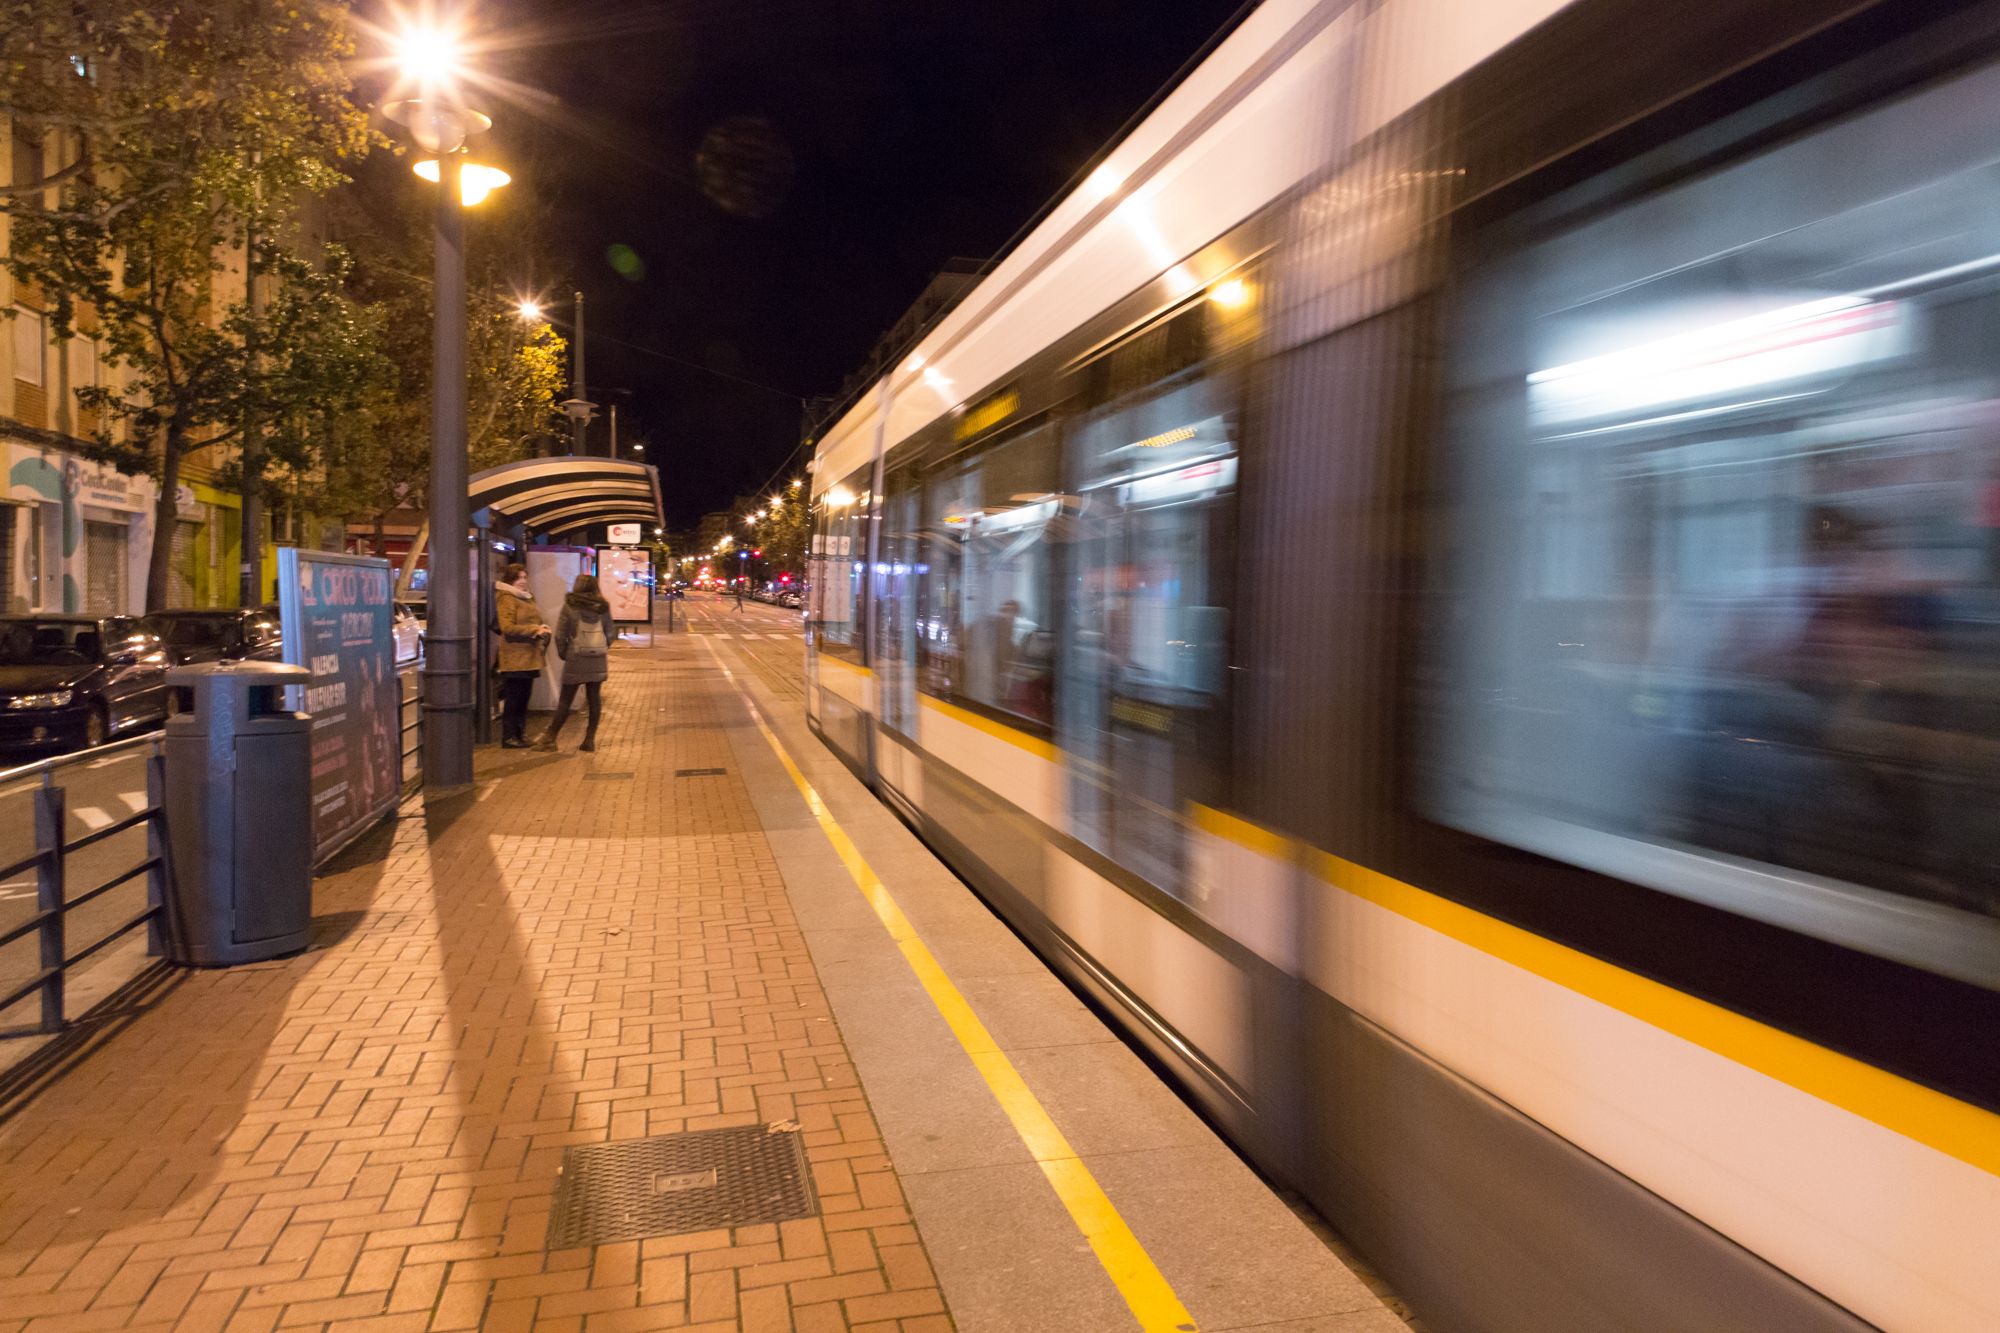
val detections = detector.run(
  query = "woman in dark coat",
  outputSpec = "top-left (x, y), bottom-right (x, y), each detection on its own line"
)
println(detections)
top-left (534, 573), bottom-right (618, 752)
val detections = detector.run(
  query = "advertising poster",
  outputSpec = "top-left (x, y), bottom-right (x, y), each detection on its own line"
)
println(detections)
top-left (597, 546), bottom-right (654, 623)
top-left (278, 548), bottom-right (399, 860)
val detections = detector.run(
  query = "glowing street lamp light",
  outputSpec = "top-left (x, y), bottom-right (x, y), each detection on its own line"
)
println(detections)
top-left (382, 20), bottom-right (485, 155)
top-left (393, 24), bottom-right (464, 87)
top-left (412, 158), bottom-right (510, 206)
top-left (516, 299), bottom-right (542, 321)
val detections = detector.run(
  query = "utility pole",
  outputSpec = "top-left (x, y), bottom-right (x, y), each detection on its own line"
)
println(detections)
top-left (571, 290), bottom-right (587, 455)
top-left (424, 151), bottom-right (473, 788)
top-left (609, 401), bottom-right (618, 457)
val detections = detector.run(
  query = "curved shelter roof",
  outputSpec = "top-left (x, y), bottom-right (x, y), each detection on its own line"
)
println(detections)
top-left (467, 456), bottom-right (663, 537)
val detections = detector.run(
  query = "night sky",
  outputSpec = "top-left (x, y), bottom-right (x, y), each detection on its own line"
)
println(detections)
top-left (445, 0), bottom-right (1247, 528)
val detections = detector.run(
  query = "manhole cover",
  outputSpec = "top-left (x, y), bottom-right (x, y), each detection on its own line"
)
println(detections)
top-left (545, 1124), bottom-right (817, 1248)
top-left (675, 767), bottom-right (726, 777)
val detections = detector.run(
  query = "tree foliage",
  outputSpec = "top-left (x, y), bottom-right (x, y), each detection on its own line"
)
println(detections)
top-left (321, 151), bottom-right (571, 536)
top-left (754, 488), bottom-right (809, 581)
top-left (1, 0), bottom-right (375, 609)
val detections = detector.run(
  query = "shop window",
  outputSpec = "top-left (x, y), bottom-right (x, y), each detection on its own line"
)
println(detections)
top-left (29, 502), bottom-right (63, 612)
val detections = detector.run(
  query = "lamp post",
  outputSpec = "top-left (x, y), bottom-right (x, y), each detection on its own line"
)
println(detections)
top-left (383, 19), bottom-right (503, 791)
top-left (560, 290), bottom-right (594, 455)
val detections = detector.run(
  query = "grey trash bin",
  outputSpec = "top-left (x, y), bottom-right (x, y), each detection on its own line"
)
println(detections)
top-left (163, 661), bottom-right (313, 965)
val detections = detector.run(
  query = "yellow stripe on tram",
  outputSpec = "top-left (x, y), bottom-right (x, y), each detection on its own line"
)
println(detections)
top-left (701, 637), bottom-right (1199, 1333)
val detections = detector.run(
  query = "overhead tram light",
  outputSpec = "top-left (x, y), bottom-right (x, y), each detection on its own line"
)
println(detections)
top-left (1209, 277), bottom-right (1251, 310)
top-left (1527, 294), bottom-right (1912, 428)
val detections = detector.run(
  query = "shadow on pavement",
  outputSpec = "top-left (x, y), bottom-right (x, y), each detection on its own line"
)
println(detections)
top-left (0, 960), bottom-right (186, 1124)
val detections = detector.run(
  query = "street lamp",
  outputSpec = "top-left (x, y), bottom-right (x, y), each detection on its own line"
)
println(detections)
top-left (381, 17), bottom-right (494, 790)
top-left (516, 299), bottom-right (542, 321)
top-left (560, 290), bottom-right (595, 455)
top-left (412, 158), bottom-right (510, 205)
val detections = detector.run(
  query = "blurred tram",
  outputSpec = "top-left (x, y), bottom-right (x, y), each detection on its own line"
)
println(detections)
top-left (802, 2), bottom-right (2000, 1328)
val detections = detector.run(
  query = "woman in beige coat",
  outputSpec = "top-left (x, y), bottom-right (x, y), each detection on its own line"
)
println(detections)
top-left (495, 563), bottom-right (550, 748)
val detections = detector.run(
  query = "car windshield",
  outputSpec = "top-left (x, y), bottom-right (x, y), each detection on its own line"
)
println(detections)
top-left (147, 616), bottom-right (241, 651)
top-left (0, 619), bottom-right (104, 666)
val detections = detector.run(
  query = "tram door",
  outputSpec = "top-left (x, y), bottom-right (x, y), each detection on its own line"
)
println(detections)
top-left (1059, 380), bottom-right (1237, 900)
top-left (874, 468), bottom-right (920, 741)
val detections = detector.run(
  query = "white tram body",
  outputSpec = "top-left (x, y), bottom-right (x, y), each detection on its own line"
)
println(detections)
top-left (805, 1), bottom-right (2000, 1328)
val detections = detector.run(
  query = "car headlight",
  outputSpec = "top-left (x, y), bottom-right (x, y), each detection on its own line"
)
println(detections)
top-left (8, 691), bottom-right (74, 709)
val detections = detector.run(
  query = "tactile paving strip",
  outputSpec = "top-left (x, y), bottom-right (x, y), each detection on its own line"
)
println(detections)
top-left (545, 1124), bottom-right (818, 1248)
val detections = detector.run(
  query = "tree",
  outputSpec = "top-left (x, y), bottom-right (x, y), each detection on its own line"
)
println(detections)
top-left (757, 490), bottom-right (809, 581)
top-left (1, 0), bottom-right (374, 609)
top-left (318, 149), bottom-right (570, 536)
top-left (469, 303), bottom-right (567, 472)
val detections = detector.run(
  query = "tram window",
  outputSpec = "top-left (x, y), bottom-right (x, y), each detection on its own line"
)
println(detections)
top-left (917, 422), bottom-right (1058, 728)
top-left (1059, 308), bottom-right (1240, 898)
top-left (812, 467), bottom-right (870, 661)
top-left (1434, 59), bottom-right (2000, 928)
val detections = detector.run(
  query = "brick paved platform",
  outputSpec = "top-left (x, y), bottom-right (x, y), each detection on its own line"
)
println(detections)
top-left (0, 636), bottom-right (950, 1332)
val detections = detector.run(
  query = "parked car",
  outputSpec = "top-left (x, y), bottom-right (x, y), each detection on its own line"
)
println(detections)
top-left (0, 616), bottom-right (170, 753)
top-left (142, 607), bottom-right (284, 666)
top-left (393, 602), bottom-right (423, 666)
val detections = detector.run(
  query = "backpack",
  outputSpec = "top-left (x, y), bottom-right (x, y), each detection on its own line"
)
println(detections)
top-left (570, 615), bottom-right (608, 658)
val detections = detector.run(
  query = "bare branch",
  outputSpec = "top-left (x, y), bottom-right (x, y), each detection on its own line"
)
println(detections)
top-left (0, 155), bottom-right (91, 197)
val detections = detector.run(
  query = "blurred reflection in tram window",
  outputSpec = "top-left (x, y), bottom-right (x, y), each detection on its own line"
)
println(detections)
top-left (1435, 58), bottom-right (2000, 921)
top-left (1059, 291), bottom-right (1245, 899)
top-left (811, 469), bottom-right (870, 661)
top-left (919, 422), bottom-right (1058, 727)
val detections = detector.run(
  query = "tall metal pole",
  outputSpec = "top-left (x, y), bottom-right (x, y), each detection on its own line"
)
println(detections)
top-left (240, 210), bottom-right (264, 608)
top-left (473, 522), bottom-right (494, 745)
top-left (424, 152), bottom-right (474, 788)
top-left (571, 290), bottom-right (587, 456)
top-left (609, 401), bottom-right (618, 457)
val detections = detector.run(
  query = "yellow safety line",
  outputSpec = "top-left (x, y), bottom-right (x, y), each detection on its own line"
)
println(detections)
top-left (815, 651), bottom-right (875, 679)
top-left (703, 637), bottom-right (1198, 1333)
top-left (1187, 802), bottom-right (2000, 1179)
top-left (1308, 848), bottom-right (2000, 1179)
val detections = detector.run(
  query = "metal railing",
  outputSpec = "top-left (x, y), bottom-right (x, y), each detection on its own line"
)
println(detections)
top-left (399, 666), bottom-right (424, 801)
top-left (0, 735), bottom-right (178, 1036)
